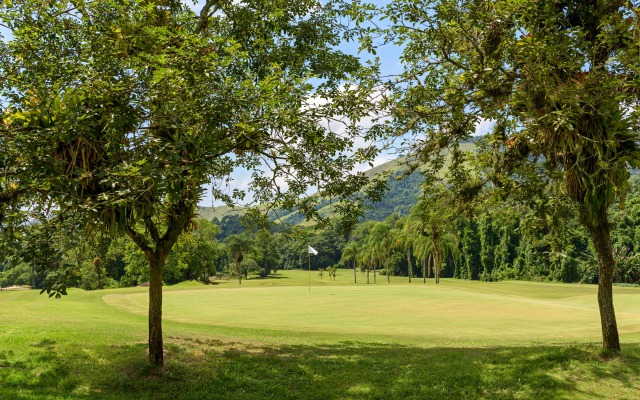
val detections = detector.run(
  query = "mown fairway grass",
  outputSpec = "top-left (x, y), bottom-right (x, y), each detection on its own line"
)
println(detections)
top-left (1, 270), bottom-right (640, 399)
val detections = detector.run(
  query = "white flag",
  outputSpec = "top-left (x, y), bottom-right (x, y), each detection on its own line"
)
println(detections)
top-left (308, 246), bottom-right (318, 255)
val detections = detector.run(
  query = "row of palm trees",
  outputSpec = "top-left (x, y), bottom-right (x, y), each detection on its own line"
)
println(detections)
top-left (341, 197), bottom-right (460, 284)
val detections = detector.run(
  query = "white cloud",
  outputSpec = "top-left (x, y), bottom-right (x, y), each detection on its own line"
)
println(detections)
top-left (474, 118), bottom-right (495, 136)
top-left (351, 152), bottom-right (397, 174)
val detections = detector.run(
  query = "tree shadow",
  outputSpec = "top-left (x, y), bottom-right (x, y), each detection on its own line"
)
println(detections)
top-left (243, 274), bottom-right (291, 281)
top-left (2, 338), bottom-right (639, 400)
top-left (261, 274), bottom-right (291, 280)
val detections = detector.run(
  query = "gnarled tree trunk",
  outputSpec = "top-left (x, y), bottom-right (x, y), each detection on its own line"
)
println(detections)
top-left (586, 221), bottom-right (620, 351)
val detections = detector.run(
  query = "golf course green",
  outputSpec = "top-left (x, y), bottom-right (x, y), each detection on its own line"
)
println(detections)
top-left (2, 270), bottom-right (640, 399)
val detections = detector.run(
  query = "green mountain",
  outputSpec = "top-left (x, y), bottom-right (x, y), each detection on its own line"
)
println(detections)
top-left (199, 141), bottom-right (478, 225)
top-left (199, 139), bottom-right (640, 229)
top-left (264, 156), bottom-right (420, 226)
top-left (197, 156), bottom-right (413, 225)
top-left (274, 141), bottom-right (478, 224)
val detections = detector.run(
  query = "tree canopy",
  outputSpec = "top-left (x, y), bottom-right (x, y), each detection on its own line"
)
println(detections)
top-left (1, 0), bottom-right (381, 365)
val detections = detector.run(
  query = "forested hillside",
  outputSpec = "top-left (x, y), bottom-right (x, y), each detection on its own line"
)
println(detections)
top-left (344, 174), bottom-right (640, 286)
top-left (199, 140), bottom-right (478, 226)
top-left (196, 155), bottom-right (424, 226)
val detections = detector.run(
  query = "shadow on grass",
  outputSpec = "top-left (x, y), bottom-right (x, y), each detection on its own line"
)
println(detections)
top-left (2, 338), bottom-right (640, 400)
top-left (253, 274), bottom-right (291, 280)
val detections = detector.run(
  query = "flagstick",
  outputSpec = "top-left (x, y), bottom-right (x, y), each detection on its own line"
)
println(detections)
top-left (308, 253), bottom-right (311, 294)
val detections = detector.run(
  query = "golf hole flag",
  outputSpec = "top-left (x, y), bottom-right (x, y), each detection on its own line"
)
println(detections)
top-left (308, 246), bottom-right (318, 255)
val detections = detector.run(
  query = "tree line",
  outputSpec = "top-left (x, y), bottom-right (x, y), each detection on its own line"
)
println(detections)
top-left (4, 174), bottom-right (640, 290)
top-left (0, 213), bottom-right (350, 289)
top-left (339, 175), bottom-right (640, 287)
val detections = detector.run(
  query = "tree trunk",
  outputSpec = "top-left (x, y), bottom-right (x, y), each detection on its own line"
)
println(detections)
top-left (353, 260), bottom-right (357, 283)
top-left (147, 252), bottom-right (166, 366)
top-left (373, 262), bottom-right (376, 284)
top-left (427, 253), bottom-right (432, 279)
top-left (422, 258), bottom-right (426, 284)
top-left (125, 202), bottom-right (192, 368)
top-left (386, 258), bottom-right (390, 283)
top-left (434, 248), bottom-right (442, 285)
top-left (407, 248), bottom-right (412, 283)
top-left (367, 265), bottom-right (370, 284)
top-left (587, 221), bottom-right (621, 351)
top-left (433, 229), bottom-right (441, 284)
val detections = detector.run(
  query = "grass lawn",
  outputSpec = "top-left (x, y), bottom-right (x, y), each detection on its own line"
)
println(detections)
top-left (1, 270), bottom-right (640, 399)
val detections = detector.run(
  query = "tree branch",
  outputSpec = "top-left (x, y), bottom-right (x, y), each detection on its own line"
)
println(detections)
top-left (143, 214), bottom-right (161, 244)
top-left (125, 224), bottom-right (154, 256)
top-left (196, 0), bottom-right (222, 34)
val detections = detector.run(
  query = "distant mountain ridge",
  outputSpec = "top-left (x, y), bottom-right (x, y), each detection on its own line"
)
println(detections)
top-left (199, 138), bottom-right (640, 226)
top-left (198, 141), bottom-right (477, 225)
top-left (197, 155), bottom-right (420, 224)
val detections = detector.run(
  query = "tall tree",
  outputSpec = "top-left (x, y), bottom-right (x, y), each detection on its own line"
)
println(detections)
top-left (392, 219), bottom-right (416, 283)
top-left (369, 0), bottom-right (640, 351)
top-left (369, 221), bottom-right (393, 283)
top-left (413, 234), bottom-right (431, 284)
top-left (225, 233), bottom-right (254, 284)
top-left (340, 241), bottom-right (358, 283)
top-left (2, 0), bottom-right (380, 365)
top-left (460, 217), bottom-right (481, 280)
top-left (253, 229), bottom-right (281, 278)
top-left (408, 184), bottom-right (460, 284)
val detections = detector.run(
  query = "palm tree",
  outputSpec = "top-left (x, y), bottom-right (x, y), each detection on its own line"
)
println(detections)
top-left (433, 230), bottom-right (460, 284)
top-left (224, 234), bottom-right (253, 285)
top-left (341, 242), bottom-right (358, 283)
top-left (372, 244), bottom-right (379, 284)
top-left (441, 231), bottom-right (461, 282)
top-left (369, 222), bottom-right (393, 283)
top-left (409, 190), bottom-right (460, 284)
top-left (413, 234), bottom-right (432, 284)
top-left (394, 217), bottom-right (420, 283)
top-left (356, 246), bottom-right (371, 284)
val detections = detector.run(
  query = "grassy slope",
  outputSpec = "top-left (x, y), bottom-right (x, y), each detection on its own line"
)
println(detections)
top-left (196, 205), bottom-right (246, 221)
top-left (1, 271), bottom-right (639, 399)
